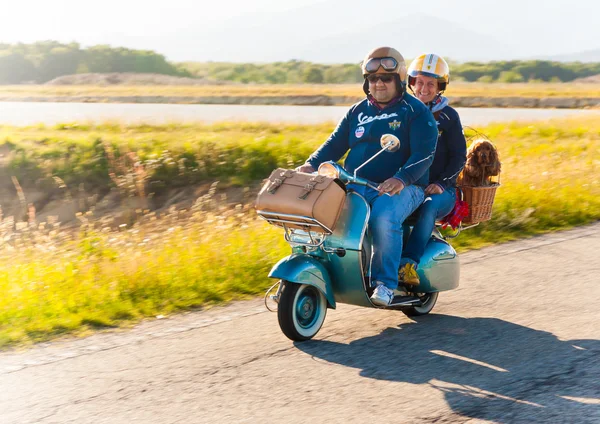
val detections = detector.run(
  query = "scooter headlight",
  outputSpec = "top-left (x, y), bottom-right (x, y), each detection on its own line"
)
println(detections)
top-left (318, 162), bottom-right (340, 179)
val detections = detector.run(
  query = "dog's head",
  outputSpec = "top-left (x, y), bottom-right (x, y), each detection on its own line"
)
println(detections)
top-left (468, 139), bottom-right (501, 176)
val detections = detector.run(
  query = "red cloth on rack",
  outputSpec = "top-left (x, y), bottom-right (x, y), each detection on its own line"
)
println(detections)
top-left (440, 192), bottom-right (470, 230)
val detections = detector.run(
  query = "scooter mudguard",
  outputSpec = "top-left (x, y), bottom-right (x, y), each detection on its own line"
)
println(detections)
top-left (268, 254), bottom-right (336, 309)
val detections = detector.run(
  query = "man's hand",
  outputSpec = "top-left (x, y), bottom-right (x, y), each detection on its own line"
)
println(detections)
top-left (377, 178), bottom-right (405, 196)
top-left (425, 183), bottom-right (443, 195)
top-left (295, 164), bottom-right (315, 173)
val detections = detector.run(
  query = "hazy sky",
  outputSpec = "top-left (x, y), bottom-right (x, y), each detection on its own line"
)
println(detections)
top-left (2, 0), bottom-right (599, 62)
top-left (1, 0), bottom-right (318, 40)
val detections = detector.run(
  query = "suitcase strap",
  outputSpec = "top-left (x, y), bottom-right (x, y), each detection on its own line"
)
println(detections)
top-left (298, 176), bottom-right (325, 200)
top-left (267, 170), bottom-right (295, 194)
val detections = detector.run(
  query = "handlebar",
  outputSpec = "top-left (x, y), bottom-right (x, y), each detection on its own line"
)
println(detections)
top-left (317, 161), bottom-right (390, 196)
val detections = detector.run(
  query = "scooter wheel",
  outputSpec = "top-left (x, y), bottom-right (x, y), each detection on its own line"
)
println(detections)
top-left (277, 281), bottom-right (327, 341)
top-left (401, 292), bottom-right (439, 317)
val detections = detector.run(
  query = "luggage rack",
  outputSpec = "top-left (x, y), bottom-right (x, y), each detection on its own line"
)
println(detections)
top-left (433, 221), bottom-right (479, 239)
top-left (256, 210), bottom-right (332, 247)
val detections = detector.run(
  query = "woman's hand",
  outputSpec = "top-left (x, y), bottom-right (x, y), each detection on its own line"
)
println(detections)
top-left (425, 184), bottom-right (443, 195)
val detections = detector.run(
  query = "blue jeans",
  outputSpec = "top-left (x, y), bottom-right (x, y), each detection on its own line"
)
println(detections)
top-left (402, 188), bottom-right (456, 266)
top-left (352, 184), bottom-right (425, 290)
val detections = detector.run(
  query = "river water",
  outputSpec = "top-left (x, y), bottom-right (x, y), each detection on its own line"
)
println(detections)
top-left (1, 102), bottom-right (598, 126)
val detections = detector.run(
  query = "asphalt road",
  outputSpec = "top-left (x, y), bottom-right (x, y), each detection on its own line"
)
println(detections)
top-left (1, 223), bottom-right (599, 423)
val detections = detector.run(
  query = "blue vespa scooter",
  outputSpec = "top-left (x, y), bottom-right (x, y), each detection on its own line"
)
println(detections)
top-left (258, 135), bottom-right (460, 341)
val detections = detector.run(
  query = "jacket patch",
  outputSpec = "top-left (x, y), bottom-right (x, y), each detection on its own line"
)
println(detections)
top-left (355, 126), bottom-right (365, 138)
top-left (389, 120), bottom-right (401, 130)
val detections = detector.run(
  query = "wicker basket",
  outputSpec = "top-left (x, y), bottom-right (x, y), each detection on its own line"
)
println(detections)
top-left (458, 183), bottom-right (500, 224)
top-left (458, 128), bottom-right (502, 225)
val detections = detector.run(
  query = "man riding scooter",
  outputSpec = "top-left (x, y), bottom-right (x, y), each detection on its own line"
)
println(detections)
top-left (296, 46), bottom-right (438, 307)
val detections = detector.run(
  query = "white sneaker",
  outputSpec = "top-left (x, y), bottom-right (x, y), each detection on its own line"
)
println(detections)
top-left (370, 283), bottom-right (394, 307)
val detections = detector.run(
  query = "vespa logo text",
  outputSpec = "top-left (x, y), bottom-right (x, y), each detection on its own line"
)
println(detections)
top-left (357, 112), bottom-right (399, 125)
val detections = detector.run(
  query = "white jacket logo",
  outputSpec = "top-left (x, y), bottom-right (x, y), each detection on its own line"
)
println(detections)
top-left (357, 112), bottom-right (399, 125)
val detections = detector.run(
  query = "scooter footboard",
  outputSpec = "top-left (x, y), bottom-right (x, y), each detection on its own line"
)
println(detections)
top-left (268, 254), bottom-right (336, 308)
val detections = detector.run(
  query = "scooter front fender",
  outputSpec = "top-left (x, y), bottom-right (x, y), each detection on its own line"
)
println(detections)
top-left (268, 254), bottom-right (336, 309)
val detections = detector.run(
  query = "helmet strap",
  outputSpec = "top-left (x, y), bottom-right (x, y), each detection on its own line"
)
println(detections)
top-left (362, 78), bottom-right (369, 96)
top-left (394, 74), bottom-right (406, 96)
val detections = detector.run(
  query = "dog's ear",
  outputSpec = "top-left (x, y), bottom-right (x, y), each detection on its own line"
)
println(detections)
top-left (466, 147), bottom-right (475, 160)
top-left (488, 146), bottom-right (501, 176)
top-left (465, 154), bottom-right (475, 167)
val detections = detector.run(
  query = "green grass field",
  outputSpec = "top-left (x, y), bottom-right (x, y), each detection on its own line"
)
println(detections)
top-left (0, 117), bottom-right (598, 348)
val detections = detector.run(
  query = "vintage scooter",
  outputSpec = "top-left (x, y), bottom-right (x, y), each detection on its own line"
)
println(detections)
top-left (258, 135), bottom-right (460, 341)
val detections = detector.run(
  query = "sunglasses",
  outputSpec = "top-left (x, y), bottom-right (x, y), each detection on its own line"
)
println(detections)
top-left (366, 74), bottom-right (395, 83)
top-left (364, 57), bottom-right (398, 73)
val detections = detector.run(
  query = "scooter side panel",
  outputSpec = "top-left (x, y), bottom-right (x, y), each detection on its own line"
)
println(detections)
top-left (412, 237), bottom-right (460, 292)
top-left (325, 191), bottom-right (369, 251)
top-left (324, 190), bottom-right (373, 307)
top-left (326, 251), bottom-right (373, 307)
top-left (268, 254), bottom-right (336, 308)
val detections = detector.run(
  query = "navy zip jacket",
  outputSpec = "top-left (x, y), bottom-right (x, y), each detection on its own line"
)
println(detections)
top-left (306, 94), bottom-right (438, 187)
top-left (429, 105), bottom-right (467, 191)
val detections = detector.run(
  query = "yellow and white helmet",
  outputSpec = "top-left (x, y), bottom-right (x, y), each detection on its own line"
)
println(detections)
top-left (407, 53), bottom-right (450, 92)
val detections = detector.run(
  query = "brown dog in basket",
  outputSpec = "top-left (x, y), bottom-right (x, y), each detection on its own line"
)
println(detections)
top-left (457, 139), bottom-right (501, 186)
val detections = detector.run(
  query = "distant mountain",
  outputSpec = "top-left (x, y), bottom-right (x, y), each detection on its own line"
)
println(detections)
top-left (138, 0), bottom-right (600, 63)
top-left (292, 14), bottom-right (516, 63)
top-left (542, 48), bottom-right (600, 63)
top-left (188, 8), bottom-right (515, 63)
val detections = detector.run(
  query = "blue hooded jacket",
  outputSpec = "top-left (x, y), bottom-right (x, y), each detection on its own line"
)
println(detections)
top-left (306, 93), bottom-right (438, 187)
top-left (428, 97), bottom-right (467, 191)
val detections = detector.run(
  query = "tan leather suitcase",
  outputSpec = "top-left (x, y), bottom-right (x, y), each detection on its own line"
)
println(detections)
top-left (255, 168), bottom-right (346, 233)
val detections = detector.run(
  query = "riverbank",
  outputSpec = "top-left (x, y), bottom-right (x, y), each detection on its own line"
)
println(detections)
top-left (1, 82), bottom-right (600, 108)
top-left (1, 95), bottom-right (600, 108)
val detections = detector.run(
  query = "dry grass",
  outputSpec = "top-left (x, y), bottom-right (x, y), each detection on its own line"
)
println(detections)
top-left (0, 196), bottom-right (288, 348)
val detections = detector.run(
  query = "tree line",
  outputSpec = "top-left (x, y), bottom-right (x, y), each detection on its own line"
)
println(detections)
top-left (182, 60), bottom-right (600, 84)
top-left (1, 42), bottom-right (599, 84)
top-left (452, 60), bottom-right (600, 83)
top-left (180, 61), bottom-right (364, 84)
top-left (0, 41), bottom-right (190, 84)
